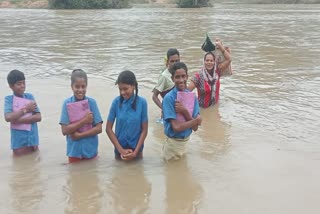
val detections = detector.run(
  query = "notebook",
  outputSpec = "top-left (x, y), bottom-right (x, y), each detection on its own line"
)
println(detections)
top-left (66, 99), bottom-right (92, 132)
top-left (176, 91), bottom-right (195, 122)
top-left (11, 96), bottom-right (32, 131)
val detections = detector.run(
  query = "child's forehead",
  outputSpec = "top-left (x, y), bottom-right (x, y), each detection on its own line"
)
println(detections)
top-left (73, 77), bottom-right (87, 84)
top-left (15, 80), bottom-right (25, 84)
top-left (173, 68), bottom-right (187, 76)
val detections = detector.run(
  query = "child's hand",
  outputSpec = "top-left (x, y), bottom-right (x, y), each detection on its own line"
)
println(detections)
top-left (195, 115), bottom-right (202, 126)
top-left (70, 131), bottom-right (81, 140)
top-left (25, 101), bottom-right (37, 113)
top-left (175, 100), bottom-right (186, 114)
top-left (83, 112), bottom-right (93, 124)
top-left (120, 149), bottom-right (134, 161)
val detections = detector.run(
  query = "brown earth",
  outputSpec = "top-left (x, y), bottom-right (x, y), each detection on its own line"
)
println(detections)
top-left (0, 0), bottom-right (48, 8)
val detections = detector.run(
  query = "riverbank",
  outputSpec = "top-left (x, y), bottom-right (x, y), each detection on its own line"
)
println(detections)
top-left (0, 0), bottom-right (48, 8)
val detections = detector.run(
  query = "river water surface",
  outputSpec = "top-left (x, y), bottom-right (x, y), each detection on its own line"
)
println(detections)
top-left (0, 4), bottom-right (320, 214)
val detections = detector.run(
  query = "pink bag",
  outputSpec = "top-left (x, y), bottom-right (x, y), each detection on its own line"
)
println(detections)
top-left (11, 96), bottom-right (32, 131)
top-left (66, 99), bottom-right (92, 133)
top-left (176, 91), bottom-right (195, 122)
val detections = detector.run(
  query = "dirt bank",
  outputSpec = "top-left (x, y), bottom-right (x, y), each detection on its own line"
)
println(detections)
top-left (0, 0), bottom-right (48, 9)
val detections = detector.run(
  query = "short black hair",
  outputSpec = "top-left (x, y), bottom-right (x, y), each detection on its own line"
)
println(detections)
top-left (7, 69), bottom-right (25, 85)
top-left (167, 48), bottom-right (180, 60)
top-left (170, 62), bottom-right (188, 77)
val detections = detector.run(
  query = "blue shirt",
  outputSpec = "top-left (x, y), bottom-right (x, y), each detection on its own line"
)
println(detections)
top-left (4, 93), bottom-right (40, 149)
top-left (162, 87), bottom-right (200, 139)
top-left (107, 95), bottom-right (148, 149)
top-left (60, 96), bottom-right (103, 158)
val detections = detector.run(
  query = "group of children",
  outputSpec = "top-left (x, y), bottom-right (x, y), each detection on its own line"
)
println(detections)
top-left (4, 62), bottom-right (199, 163)
top-left (4, 37), bottom-right (231, 163)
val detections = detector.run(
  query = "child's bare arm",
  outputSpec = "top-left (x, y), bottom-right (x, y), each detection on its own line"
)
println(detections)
top-left (170, 116), bottom-right (201, 133)
top-left (5, 101), bottom-right (37, 122)
top-left (192, 115), bottom-right (201, 131)
top-left (126, 121), bottom-right (148, 160)
top-left (15, 112), bottom-right (41, 124)
top-left (61, 112), bottom-right (93, 136)
top-left (70, 122), bottom-right (102, 140)
top-left (106, 121), bottom-right (133, 157)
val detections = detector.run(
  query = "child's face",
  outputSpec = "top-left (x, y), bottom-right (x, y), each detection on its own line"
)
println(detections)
top-left (166, 54), bottom-right (180, 68)
top-left (10, 80), bottom-right (25, 96)
top-left (172, 68), bottom-right (188, 91)
top-left (118, 83), bottom-right (135, 100)
top-left (71, 78), bottom-right (87, 100)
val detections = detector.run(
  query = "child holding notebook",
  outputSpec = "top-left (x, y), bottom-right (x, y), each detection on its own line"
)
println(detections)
top-left (4, 69), bottom-right (41, 156)
top-left (162, 62), bottom-right (201, 161)
top-left (59, 69), bottom-right (103, 163)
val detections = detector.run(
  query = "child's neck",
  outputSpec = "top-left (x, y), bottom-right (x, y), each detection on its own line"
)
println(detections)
top-left (14, 92), bottom-right (23, 97)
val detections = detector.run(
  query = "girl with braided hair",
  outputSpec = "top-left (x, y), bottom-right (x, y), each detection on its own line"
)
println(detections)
top-left (106, 70), bottom-right (148, 161)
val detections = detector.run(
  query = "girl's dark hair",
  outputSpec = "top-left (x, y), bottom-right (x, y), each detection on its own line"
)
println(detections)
top-left (116, 70), bottom-right (138, 111)
top-left (7, 69), bottom-right (25, 85)
top-left (71, 69), bottom-right (87, 85)
top-left (170, 62), bottom-right (188, 77)
top-left (204, 51), bottom-right (215, 61)
top-left (167, 48), bottom-right (180, 60)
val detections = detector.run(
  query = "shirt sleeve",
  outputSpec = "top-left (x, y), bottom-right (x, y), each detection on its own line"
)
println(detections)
top-left (141, 98), bottom-right (148, 123)
top-left (107, 98), bottom-right (117, 123)
top-left (162, 95), bottom-right (176, 121)
top-left (4, 96), bottom-right (12, 114)
top-left (59, 100), bottom-right (70, 125)
top-left (90, 99), bottom-right (103, 125)
top-left (154, 75), bottom-right (167, 92)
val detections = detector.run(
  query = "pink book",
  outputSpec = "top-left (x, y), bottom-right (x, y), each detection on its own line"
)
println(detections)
top-left (66, 99), bottom-right (92, 133)
top-left (11, 96), bottom-right (32, 131)
top-left (176, 91), bottom-right (195, 122)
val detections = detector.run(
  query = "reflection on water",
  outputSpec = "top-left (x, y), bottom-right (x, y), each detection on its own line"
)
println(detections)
top-left (197, 105), bottom-right (231, 159)
top-left (64, 161), bottom-right (103, 214)
top-left (9, 153), bottom-right (44, 213)
top-left (108, 162), bottom-right (151, 214)
top-left (165, 158), bottom-right (203, 214)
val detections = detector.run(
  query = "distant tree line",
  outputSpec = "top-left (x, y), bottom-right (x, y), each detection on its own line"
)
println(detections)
top-left (48, 0), bottom-right (129, 9)
top-left (177, 0), bottom-right (210, 8)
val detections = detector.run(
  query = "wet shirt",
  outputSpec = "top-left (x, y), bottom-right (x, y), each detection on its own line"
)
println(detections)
top-left (4, 93), bottom-right (40, 149)
top-left (107, 95), bottom-right (148, 150)
top-left (60, 96), bottom-right (102, 158)
top-left (153, 68), bottom-right (175, 98)
top-left (162, 87), bottom-right (200, 139)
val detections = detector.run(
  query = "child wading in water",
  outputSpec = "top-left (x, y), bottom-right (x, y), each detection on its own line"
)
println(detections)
top-left (4, 70), bottom-right (42, 156)
top-left (59, 69), bottom-right (103, 163)
top-left (106, 70), bottom-right (148, 161)
top-left (162, 62), bottom-right (201, 161)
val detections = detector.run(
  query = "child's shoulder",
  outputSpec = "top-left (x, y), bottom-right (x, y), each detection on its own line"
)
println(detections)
top-left (24, 93), bottom-right (35, 99)
top-left (137, 95), bottom-right (147, 103)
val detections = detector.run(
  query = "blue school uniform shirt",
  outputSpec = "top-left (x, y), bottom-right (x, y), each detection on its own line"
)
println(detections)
top-left (4, 93), bottom-right (40, 149)
top-left (107, 95), bottom-right (148, 150)
top-left (162, 87), bottom-right (200, 139)
top-left (59, 96), bottom-right (102, 158)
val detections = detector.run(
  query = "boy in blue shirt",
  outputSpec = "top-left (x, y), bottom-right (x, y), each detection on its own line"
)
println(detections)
top-left (4, 69), bottom-right (41, 156)
top-left (162, 62), bottom-right (202, 161)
